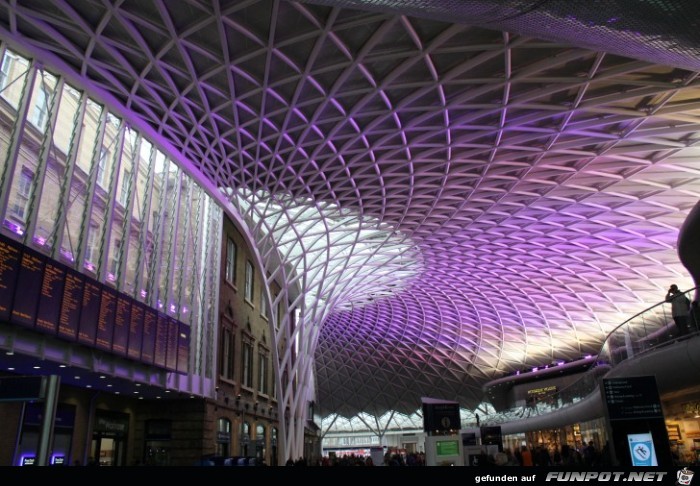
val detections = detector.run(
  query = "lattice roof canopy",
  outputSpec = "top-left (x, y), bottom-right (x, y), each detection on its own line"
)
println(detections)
top-left (3, 0), bottom-right (700, 418)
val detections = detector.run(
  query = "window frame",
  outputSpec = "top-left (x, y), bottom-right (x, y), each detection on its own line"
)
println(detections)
top-left (244, 260), bottom-right (254, 303)
top-left (225, 238), bottom-right (236, 285)
top-left (9, 167), bottom-right (34, 221)
top-left (242, 339), bottom-right (254, 388)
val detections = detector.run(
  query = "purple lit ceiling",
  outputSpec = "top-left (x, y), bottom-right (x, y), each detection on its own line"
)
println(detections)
top-left (3, 1), bottom-right (700, 417)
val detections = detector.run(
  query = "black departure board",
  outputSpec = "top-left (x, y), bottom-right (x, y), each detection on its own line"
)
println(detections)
top-left (77, 280), bottom-right (101, 345)
top-left (0, 236), bottom-right (22, 321)
top-left (96, 287), bottom-right (117, 351)
top-left (35, 261), bottom-right (66, 333)
top-left (11, 248), bottom-right (46, 328)
top-left (177, 323), bottom-right (190, 374)
top-left (141, 308), bottom-right (157, 364)
top-left (57, 270), bottom-right (84, 340)
top-left (112, 296), bottom-right (131, 356)
top-left (0, 233), bottom-right (190, 373)
top-left (166, 316), bottom-right (179, 371)
top-left (127, 302), bottom-right (144, 360)
top-left (154, 313), bottom-right (168, 368)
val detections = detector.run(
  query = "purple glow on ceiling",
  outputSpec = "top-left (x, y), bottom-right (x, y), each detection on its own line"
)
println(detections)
top-left (4, 0), bottom-right (700, 419)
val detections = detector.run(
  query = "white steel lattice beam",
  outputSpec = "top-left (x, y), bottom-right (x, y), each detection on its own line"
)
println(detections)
top-left (4, 0), bottom-right (700, 461)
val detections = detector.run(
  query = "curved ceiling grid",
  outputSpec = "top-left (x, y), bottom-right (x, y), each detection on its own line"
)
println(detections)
top-left (3, 0), bottom-right (700, 418)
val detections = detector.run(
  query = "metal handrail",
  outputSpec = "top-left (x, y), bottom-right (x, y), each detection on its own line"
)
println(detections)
top-left (482, 286), bottom-right (699, 424)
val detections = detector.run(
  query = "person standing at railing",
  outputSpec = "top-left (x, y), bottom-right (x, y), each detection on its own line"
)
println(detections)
top-left (665, 284), bottom-right (690, 336)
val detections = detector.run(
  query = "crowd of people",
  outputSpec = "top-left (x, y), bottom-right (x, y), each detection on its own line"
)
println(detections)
top-left (289, 452), bottom-right (426, 466)
top-left (306, 442), bottom-right (612, 467)
top-left (480, 441), bottom-right (611, 467)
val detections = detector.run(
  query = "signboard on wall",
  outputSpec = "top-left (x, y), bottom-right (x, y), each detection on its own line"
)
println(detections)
top-left (602, 377), bottom-right (663, 421)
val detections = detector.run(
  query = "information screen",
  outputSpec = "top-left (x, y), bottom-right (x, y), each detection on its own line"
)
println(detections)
top-left (127, 302), bottom-right (144, 360)
top-left (602, 377), bottom-right (663, 421)
top-left (77, 280), bottom-right (101, 345)
top-left (154, 313), bottom-right (169, 368)
top-left (0, 236), bottom-right (22, 321)
top-left (57, 270), bottom-right (84, 340)
top-left (177, 323), bottom-right (190, 374)
top-left (36, 261), bottom-right (66, 333)
top-left (11, 249), bottom-right (45, 328)
top-left (0, 233), bottom-right (190, 373)
top-left (141, 308), bottom-right (157, 364)
top-left (96, 286), bottom-right (117, 351)
top-left (166, 316), bottom-right (179, 371)
top-left (436, 440), bottom-right (459, 457)
top-left (112, 296), bottom-right (131, 356)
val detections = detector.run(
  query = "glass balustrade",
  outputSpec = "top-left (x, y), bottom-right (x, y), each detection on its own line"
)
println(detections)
top-left (482, 287), bottom-right (699, 423)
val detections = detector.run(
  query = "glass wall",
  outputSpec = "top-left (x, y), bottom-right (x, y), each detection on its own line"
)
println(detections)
top-left (0, 43), bottom-right (221, 378)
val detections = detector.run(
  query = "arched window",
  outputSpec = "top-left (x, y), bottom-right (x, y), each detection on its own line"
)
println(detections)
top-left (271, 428), bottom-right (278, 466)
top-left (240, 421), bottom-right (250, 457)
top-left (216, 418), bottom-right (231, 457)
top-left (255, 424), bottom-right (266, 462)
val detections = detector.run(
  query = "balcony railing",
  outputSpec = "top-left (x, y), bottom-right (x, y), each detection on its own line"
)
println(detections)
top-left (483, 287), bottom-right (699, 423)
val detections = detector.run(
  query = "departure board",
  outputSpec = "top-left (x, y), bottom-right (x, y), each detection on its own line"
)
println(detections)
top-left (141, 308), bottom-right (157, 364)
top-left (177, 323), bottom-right (190, 374)
top-left (0, 236), bottom-right (21, 321)
top-left (112, 296), bottom-right (131, 356)
top-left (154, 313), bottom-right (168, 368)
top-left (35, 261), bottom-right (66, 333)
top-left (77, 280), bottom-right (101, 345)
top-left (11, 248), bottom-right (46, 328)
top-left (166, 316), bottom-right (179, 371)
top-left (127, 302), bottom-right (144, 360)
top-left (57, 271), bottom-right (84, 340)
top-left (0, 233), bottom-right (190, 373)
top-left (96, 287), bottom-right (117, 351)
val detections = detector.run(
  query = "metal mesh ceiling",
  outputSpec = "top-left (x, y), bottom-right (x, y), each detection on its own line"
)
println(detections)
top-left (2, 1), bottom-right (700, 419)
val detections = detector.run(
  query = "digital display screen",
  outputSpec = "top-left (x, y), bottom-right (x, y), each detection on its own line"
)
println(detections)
top-left (627, 432), bottom-right (658, 466)
top-left (96, 287), bottom-right (117, 351)
top-left (166, 316), bottom-right (179, 371)
top-left (0, 233), bottom-right (189, 373)
top-left (154, 313), bottom-right (169, 368)
top-left (57, 270), bottom-right (84, 340)
top-left (177, 323), bottom-right (190, 374)
top-left (0, 236), bottom-right (22, 321)
top-left (436, 440), bottom-right (459, 457)
top-left (127, 302), bottom-right (144, 360)
top-left (11, 249), bottom-right (45, 327)
top-left (36, 261), bottom-right (66, 333)
top-left (141, 308), bottom-right (157, 364)
top-left (77, 280), bottom-right (101, 345)
top-left (112, 296), bottom-right (131, 356)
